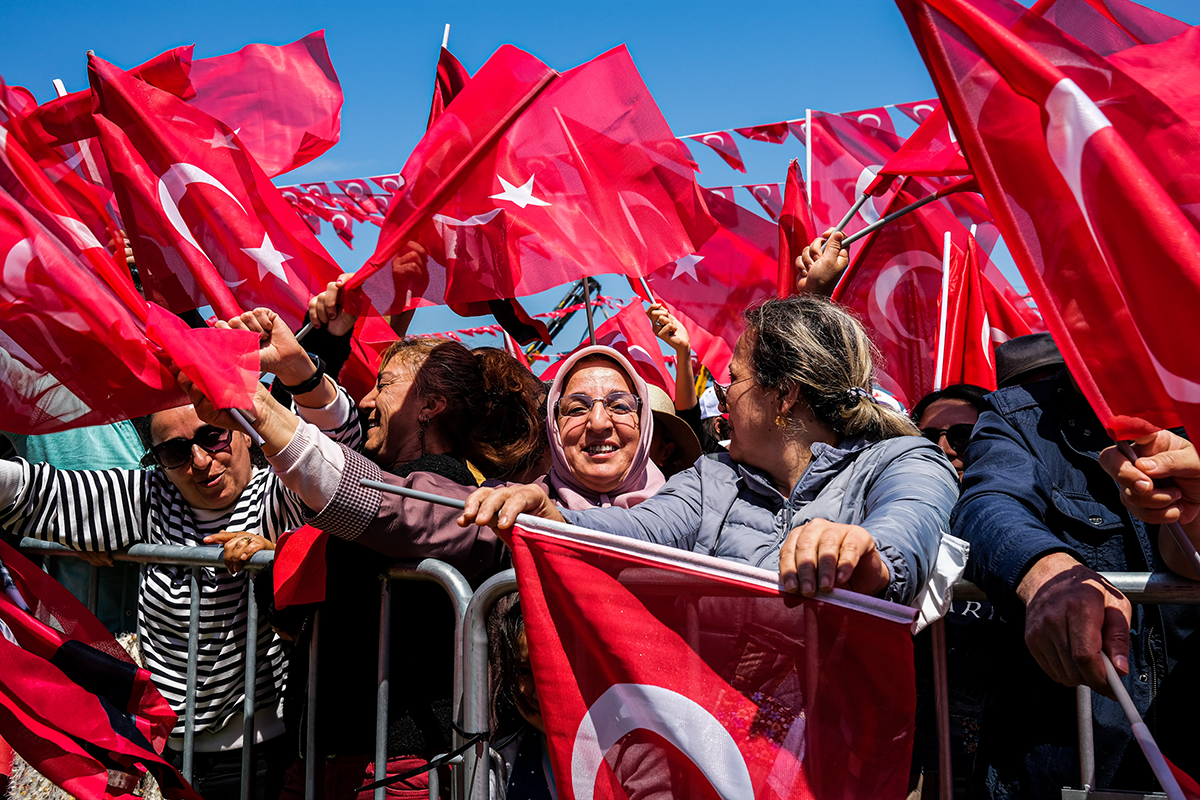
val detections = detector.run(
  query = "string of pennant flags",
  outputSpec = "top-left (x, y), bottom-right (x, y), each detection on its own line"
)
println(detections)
top-left (275, 99), bottom-right (940, 248)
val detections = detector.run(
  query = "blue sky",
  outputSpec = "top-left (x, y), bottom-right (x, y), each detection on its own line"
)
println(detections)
top-left (3, 0), bottom-right (1198, 358)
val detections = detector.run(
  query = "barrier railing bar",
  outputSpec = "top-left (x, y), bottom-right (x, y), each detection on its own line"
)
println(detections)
top-left (16, 537), bottom-right (274, 570)
top-left (183, 566), bottom-right (200, 782)
top-left (953, 573), bottom-right (1200, 604)
top-left (305, 609), bottom-right (320, 800)
top-left (241, 574), bottom-right (259, 800)
top-left (375, 577), bottom-right (393, 800)
top-left (463, 570), bottom-right (518, 800)
top-left (87, 564), bottom-right (99, 615)
top-left (1077, 686), bottom-right (1095, 791)
top-left (930, 618), bottom-right (953, 800)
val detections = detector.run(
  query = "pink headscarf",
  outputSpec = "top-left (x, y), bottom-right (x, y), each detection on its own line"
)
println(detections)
top-left (546, 345), bottom-right (666, 510)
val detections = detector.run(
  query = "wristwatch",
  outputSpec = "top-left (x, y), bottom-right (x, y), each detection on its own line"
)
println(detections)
top-left (279, 353), bottom-right (326, 394)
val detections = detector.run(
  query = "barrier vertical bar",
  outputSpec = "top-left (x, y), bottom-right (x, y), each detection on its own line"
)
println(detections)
top-left (87, 564), bottom-right (99, 615)
top-left (463, 570), bottom-right (518, 800)
top-left (375, 578), bottom-right (393, 800)
top-left (241, 574), bottom-right (259, 800)
top-left (305, 610), bottom-right (321, 800)
top-left (1077, 685), bottom-right (1095, 791)
top-left (930, 618), bottom-right (953, 800)
top-left (183, 566), bottom-right (201, 782)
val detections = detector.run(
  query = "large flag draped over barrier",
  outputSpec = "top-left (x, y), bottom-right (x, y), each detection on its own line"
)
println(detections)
top-left (88, 53), bottom-right (343, 329)
top-left (343, 44), bottom-right (716, 316)
top-left (511, 521), bottom-right (918, 800)
top-left (0, 541), bottom-right (200, 800)
top-left (898, 0), bottom-right (1200, 440)
top-left (643, 187), bottom-right (778, 381)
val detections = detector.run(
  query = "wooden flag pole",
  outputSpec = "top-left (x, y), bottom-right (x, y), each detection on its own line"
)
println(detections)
top-left (933, 231), bottom-right (952, 392)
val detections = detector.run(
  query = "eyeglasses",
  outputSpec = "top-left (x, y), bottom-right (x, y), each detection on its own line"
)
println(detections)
top-left (920, 423), bottom-right (975, 456)
top-left (149, 426), bottom-right (233, 470)
top-left (713, 377), bottom-right (754, 409)
top-left (555, 392), bottom-right (641, 421)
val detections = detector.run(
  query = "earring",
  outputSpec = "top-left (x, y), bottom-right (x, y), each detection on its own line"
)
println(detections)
top-left (775, 414), bottom-right (788, 428)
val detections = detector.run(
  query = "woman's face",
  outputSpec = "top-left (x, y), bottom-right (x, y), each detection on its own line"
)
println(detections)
top-left (359, 357), bottom-right (423, 468)
top-left (724, 333), bottom-right (775, 470)
top-left (556, 360), bottom-right (641, 494)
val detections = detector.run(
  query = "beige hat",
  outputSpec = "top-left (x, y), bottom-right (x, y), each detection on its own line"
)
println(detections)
top-left (647, 384), bottom-right (703, 471)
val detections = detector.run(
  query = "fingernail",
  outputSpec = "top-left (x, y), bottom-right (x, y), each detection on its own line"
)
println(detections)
top-left (783, 575), bottom-right (797, 592)
top-left (1142, 459), bottom-right (1157, 471)
top-left (800, 580), bottom-right (815, 596)
top-left (1135, 479), bottom-right (1152, 492)
top-left (1114, 655), bottom-right (1128, 673)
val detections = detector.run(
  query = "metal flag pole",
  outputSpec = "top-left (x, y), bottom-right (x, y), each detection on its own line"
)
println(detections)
top-left (583, 276), bottom-right (597, 345)
top-left (842, 176), bottom-right (977, 247)
top-left (1102, 653), bottom-right (1185, 800)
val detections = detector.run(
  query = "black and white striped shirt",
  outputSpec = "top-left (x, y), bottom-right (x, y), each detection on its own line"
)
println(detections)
top-left (0, 396), bottom-right (361, 737)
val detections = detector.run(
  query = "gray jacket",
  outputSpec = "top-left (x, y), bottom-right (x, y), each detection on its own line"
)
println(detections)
top-left (561, 435), bottom-right (958, 605)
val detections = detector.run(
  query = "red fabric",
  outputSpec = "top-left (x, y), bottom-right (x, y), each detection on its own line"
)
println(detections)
top-left (682, 130), bottom-right (746, 172)
top-left (899, 0), bottom-right (1200, 439)
top-left (745, 183), bottom-right (782, 221)
top-left (368, 174), bottom-right (403, 195)
top-left (1032, 0), bottom-right (1188, 54)
top-left (865, 103), bottom-right (970, 196)
top-left (427, 46), bottom-right (471, 129)
top-left (840, 105), bottom-right (897, 134)
top-left (778, 159), bottom-right (817, 298)
top-left (939, 235), bottom-right (999, 390)
top-left (511, 523), bottom-right (917, 800)
top-left (893, 99), bottom-right (939, 123)
top-left (734, 122), bottom-right (790, 144)
top-left (186, 31), bottom-right (342, 177)
top-left (832, 180), bottom-right (960, 409)
top-left (334, 178), bottom-right (381, 215)
top-left (144, 304), bottom-right (260, 411)
top-left (707, 186), bottom-right (736, 203)
top-left (301, 182), bottom-right (335, 205)
top-left (540, 301), bottom-right (673, 399)
top-left (89, 54), bottom-right (344, 329)
top-left (807, 111), bottom-right (905, 238)
top-left (1167, 756), bottom-right (1200, 800)
top-left (345, 45), bottom-right (715, 316)
top-left (333, 196), bottom-right (371, 222)
top-left (330, 209), bottom-right (355, 249)
top-left (0, 540), bottom-right (200, 800)
top-left (272, 524), bottom-right (329, 608)
top-left (644, 187), bottom-right (778, 381)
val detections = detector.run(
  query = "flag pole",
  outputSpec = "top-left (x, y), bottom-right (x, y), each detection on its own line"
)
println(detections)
top-left (442, 24), bottom-right (450, 49)
top-left (933, 231), bottom-right (952, 391)
top-left (583, 276), bottom-right (597, 345)
top-left (842, 176), bottom-right (976, 247)
top-left (638, 276), bottom-right (657, 305)
top-left (1116, 441), bottom-right (1200, 577)
top-left (804, 109), bottom-right (812, 208)
top-left (834, 193), bottom-right (870, 234)
top-left (1102, 653), bottom-right (1185, 800)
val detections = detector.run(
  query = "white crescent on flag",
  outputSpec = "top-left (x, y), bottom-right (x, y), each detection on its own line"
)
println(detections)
top-left (570, 683), bottom-right (755, 800)
top-left (870, 252), bottom-right (942, 344)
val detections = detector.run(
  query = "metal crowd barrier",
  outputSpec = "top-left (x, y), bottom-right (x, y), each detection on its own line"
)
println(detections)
top-left (18, 536), bottom-right (1200, 800)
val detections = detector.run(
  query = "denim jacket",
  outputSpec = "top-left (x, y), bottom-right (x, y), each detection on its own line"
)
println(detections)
top-left (951, 372), bottom-right (1199, 796)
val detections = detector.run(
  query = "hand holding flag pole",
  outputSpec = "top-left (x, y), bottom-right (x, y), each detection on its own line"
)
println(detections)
top-left (1102, 652), bottom-right (1185, 800)
top-left (1116, 441), bottom-right (1200, 578)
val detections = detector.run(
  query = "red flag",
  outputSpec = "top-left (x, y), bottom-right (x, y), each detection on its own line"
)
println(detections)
top-left (0, 542), bottom-right (201, 800)
top-left (893, 99), bottom-right (939, 123)
top-left (786, 118), bottom-right (808, 145)
top-left (807, 111), bottom-right (905, 238)
top-left (1032, 0), bottom-right (1188, 54)
top-left (344, 44), bottom-right (715, 316)
top-left (512, 522), bottom-right (917, 800)
top-left (899, 0), bottom-right (1200, 439)
top-left (645, 188), bottom-right (778, 380)
top-left (329, 209), bottom-right (354, 249)
top-left (841, 105), bottom-right (896, 134)
top-left (832, 179), bottom-right (959, 409)
top-left (186, 31), bottom-right (342, 177)
top-left (744, 183), bottom-right (783, 221)
top-left (332, 195), bottom-right (370, 222)
top-left (541, 301), bottom-right (673, 398)
top-left (682, 130), bottom-right (747, 172)
top-left (501, 330), bottom-right (534, 372)
top-left (334, 178), bottom-right (381, 215)
top-left (865, 103), bottom-right (970, 196)
top-left (778, 159), bottom-right (817, 298)
top-left (734, 122), bottom-right (790, 144)
top-left (368, 174), bottom-right (404, 195)
top-left (89, 54), bottom-right (343, 328)
top-left (707, 186), bottom-right (736, 203)
top-left (427, 46), bottom-right (471, 128)
top-left (272, 524), bottom-right (329, 608)
top-left (300, 182), bottom-right (335, 205)
top-left (939, 234), bottom-right (998, 390)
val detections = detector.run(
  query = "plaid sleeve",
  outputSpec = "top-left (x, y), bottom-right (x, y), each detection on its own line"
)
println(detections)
top-left (306, 444), bottom-right (383, 541)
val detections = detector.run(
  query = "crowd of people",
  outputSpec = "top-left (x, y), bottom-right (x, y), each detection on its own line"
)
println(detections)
top-left (2, 230), bottom-right (1199, 800)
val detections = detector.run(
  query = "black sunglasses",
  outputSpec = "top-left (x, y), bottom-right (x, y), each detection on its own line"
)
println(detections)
top-left (149, 426), bottom-right (233, 470)
top-left (920, 423), bottom-right (974, 456)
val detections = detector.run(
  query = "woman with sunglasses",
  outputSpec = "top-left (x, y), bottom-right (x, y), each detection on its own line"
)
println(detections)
top-left (0, 308), bottom-right (361, 800)
top-left (461, 295), bottom-right (960, 606)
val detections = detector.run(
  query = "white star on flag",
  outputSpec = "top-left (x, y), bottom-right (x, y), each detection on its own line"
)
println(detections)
top-left (671, 253), bottom-right (704, 281)
top-left (241, 232), bottom-right (291, 283)
top-left (200, 129), bottom-right (240, 150)
top-left (489, 175), bottom-right (552, 209)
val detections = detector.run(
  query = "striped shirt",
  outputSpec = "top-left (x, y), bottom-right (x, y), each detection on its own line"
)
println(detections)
top-left (0, 396), bottom-right (361, 737)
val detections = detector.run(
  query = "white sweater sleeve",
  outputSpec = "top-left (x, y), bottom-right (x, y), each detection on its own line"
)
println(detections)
top-left (266, 421), bottom-right (345, 513)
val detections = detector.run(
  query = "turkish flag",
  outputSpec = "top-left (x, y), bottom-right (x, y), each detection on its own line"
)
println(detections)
top-left (1032, 0), bottom-right (1188, 55)
top-left (329, 209), bottom-right (354, 249)
top-left (512, 522), bottom-right (917, 800)
top-left (734, 122), bottom-right (790, 144)
top-left (893, 99), bottom-right (939, 123)
top-left (745, 183), bottom-right (783, 221)
top-left (344, 44), bottom-right (715, 316)
top-left (939, 234), bottom-right (999, 390)
top-left (334, 178), bottom-right (381, 215)
top-left (332, 196), bottom-right (370, 222)
top-left (541, 301), bottom-right (673, 398)
top-left (89, 54), bottom-right (343, 329)
top-left (427, 46), bottom-right (471, 128)
top-left (0, 541), bottom-right (201, 800)
top-left (841, 105), bottom-right (896, 134)
top-left (300, 182), bottom-right (335, 205)
top-left (706, 186), bottom-right (736, 203)
top-left (645, 188), bottom-right (778, 380)
top-left (865, 103), bottom-right (970, 196)
top-left (778, 159), bottom-right (817, 298)
top-left (807, 111), bottom-right (905, 238)
top-left (899, 0), bottom-right (1200, 439)
top-left (682, 130), bottom-right (747, 172)
top-left (368, 174), bottom-right (404, 195)
top-left (186, 31), bottom-right (342, 177)
top-left (832, 179), bottom-right (959, 409)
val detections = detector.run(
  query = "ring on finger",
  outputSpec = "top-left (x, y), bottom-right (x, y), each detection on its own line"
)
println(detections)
top-left (242, 536), bottom-right (253, 546)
